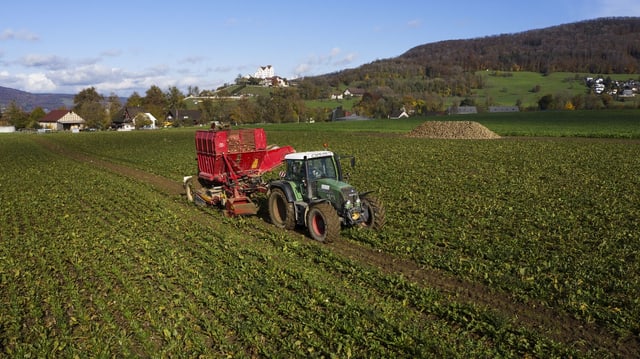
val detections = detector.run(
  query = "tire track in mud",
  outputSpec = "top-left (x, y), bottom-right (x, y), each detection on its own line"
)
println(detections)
top-left (34, 136), bottom-right (639, 358)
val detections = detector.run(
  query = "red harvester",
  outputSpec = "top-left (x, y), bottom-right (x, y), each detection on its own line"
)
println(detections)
top-left (183, 128), bottom-right (295, 216)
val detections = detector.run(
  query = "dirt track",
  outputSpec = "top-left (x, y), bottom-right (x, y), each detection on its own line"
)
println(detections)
top-left (34, 136), bottom-right (640, 358)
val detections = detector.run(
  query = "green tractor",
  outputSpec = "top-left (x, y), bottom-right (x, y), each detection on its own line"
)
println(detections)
top-left (267, 150), bottom-right (385, 242)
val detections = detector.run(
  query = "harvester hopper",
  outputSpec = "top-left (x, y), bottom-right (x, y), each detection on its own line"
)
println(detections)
top-left (183, 128), bottom-right (294, 216)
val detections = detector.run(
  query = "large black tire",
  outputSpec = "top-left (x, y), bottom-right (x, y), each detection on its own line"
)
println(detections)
top-left (268, 188), bottom-right (296, 230)
top-left (306, 202), bottom-right (340, 243)
top-left (360, 195), bottom-right (385, 230)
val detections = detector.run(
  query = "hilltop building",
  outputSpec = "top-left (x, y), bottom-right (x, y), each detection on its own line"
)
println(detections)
top-left (254, 65), bottom-right (274, 79)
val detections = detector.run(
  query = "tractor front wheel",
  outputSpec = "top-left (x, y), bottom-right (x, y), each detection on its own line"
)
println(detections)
top-left (268, 188), bottom-right (296, 230)
top-left (307, 202), bottom-right (340, 243)
top-left (360, 195), bottom-right (385, 230)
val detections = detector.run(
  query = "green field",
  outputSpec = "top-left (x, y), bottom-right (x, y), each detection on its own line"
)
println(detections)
top-left (458, 71), bottom-right (640, 108)
top-left (1, 115), bottom-right (639, 357)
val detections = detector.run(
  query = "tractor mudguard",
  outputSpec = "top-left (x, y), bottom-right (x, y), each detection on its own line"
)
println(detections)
top-left (269, 180), bottom-right (297, 203)
top-left (358, 190), bottom-right (375, 197)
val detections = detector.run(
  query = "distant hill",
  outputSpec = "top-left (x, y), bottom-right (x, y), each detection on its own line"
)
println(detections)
top-left (309, 17), bottom-right (640, 87)
top-left (0, 86), bottom-right (75, 112)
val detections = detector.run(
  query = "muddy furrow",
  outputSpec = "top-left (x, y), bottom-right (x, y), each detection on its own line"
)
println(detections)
top-left (34, 136), bottom-right (639, 358)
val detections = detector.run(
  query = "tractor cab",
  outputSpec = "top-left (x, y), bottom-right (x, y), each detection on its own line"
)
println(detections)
top-left (284, 151), bottom-right (339, 181)
top-left (282, 151), bottom-right (351, 201)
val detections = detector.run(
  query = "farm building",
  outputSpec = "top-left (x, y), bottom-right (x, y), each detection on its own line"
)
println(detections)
top-left (447, 106), bottom-right (478, 115)
top-left (489, 106), bottom-right (520, 112)
top-left (334, 114), bottom-right (372, 121)
top-left (38, 110), bottom-right (86, 131)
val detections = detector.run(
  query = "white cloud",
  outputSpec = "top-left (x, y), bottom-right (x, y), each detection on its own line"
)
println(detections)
top-left (23, 73), bottom-right (56, 92)
top-left (100, 49), bottom-right (122, 57)
top-left (294, 63), bottom-right (312, 76)
top-left (48, 64), bottom-right (124, 86)
top-left (21, 54), bottom-right (69, 70)
top-left (594, 0), bottom-right (640, 16)
top-left (334, 53), bottom-right (357, 66)
top-left (293, 47), bottom-right (359, 77)
top-left (0, 28), bottom-right (39, 41)
top-left (180, 56), bottom-right (206, 64)
top-left (407, 19), bottom-right (422, 28)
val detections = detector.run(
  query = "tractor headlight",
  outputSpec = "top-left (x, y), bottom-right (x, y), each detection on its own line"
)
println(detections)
top-left (344, 200), bottom-right (352, 209)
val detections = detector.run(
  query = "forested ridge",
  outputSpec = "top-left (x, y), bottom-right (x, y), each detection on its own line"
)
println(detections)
top-left (309, 17), bottom-right (640, 85)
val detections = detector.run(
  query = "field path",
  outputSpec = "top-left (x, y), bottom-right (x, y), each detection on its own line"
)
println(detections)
top-left (33, 136), bottom-right (639, 358)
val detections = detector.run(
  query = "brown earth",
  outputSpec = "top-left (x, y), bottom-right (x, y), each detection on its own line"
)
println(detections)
top-left (33, 136), bottom-right (639, 358)
top-left (407, 121), bottom-right (501, 139)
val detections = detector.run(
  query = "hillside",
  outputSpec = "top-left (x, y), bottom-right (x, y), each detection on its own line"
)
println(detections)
top-left (0, 86), bottom-right (75, 112)
top-left (401, 17), bottom-right (640, 74)
top-left (309, 17), bottom-right (640, 87)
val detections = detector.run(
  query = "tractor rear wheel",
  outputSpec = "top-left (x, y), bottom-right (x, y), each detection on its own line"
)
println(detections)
top-left (360, 195), bottom-right (385, 230)
top-left (307, 202), bottom-right (340, 243)
top-left (268, 188), bottom-right (296, 230)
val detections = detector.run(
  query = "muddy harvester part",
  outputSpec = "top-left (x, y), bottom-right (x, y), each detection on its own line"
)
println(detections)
top-left (184, 128), bottom-right (294, 216)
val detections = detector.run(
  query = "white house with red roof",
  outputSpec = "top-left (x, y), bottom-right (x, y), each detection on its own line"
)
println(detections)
top-left (38, 110), bottom-right (86, 131)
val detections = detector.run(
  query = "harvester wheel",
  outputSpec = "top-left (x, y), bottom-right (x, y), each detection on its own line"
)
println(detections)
top-left (360, 195), bottom-right (385, 230)
top-left (307, 202), bottom-right (340, 243)
top-left (268, 188), bottom-right (296, 230)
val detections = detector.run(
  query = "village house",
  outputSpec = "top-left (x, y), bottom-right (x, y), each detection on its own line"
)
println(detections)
top-left (166, 109), bottom-right (203, 126)
top-left (343, 88), bottom-right (366, 97)
top-left (38, 109), bottom-right (86, 131)
top-left (389, 107), bottom-right (409, 119)
top-left (112, 107), bottom-right (158, 130)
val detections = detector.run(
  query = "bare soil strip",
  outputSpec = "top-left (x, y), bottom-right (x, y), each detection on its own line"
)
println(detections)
top-left (33, 136), bottom-right (639, 358)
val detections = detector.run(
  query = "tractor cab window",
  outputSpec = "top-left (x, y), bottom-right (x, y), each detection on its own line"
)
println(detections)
top-left (286, 159), bottom-right (306, 181)
top-left (307, 156), bottom-right (337, 180)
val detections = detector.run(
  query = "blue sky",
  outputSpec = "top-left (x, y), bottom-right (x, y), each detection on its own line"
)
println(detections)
top-left (1, 0), bottom-right (639, 97)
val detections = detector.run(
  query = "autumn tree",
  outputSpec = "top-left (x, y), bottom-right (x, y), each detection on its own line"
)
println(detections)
top-left (28, 107), bottom-right (46, 128)
top-left (126, 92), bottom-right (143, 107)
top-left (228, 97), bottom-right (259, 124)
top-left (164, 86), bottom-right (186, 126)
top-left (537, 94), bottom-right (554, 110)
top-left (259, 88), bottom-right (306, 123)
top-left (198, 98), bottom-right (216, 124)
top-left (142, 85), bottom-right (166, 121)
top-left (105, 93), bottom-right (122, 129)
top-left (74, 87), bottom-right (106, 129)
top-left (3, 101), bottom-right (28, 129)
top-left (166, 86), bottom-right (185, 109)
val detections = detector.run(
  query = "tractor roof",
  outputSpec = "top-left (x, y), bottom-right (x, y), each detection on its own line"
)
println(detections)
top-left (285, 150), bottom-right (334, 160)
